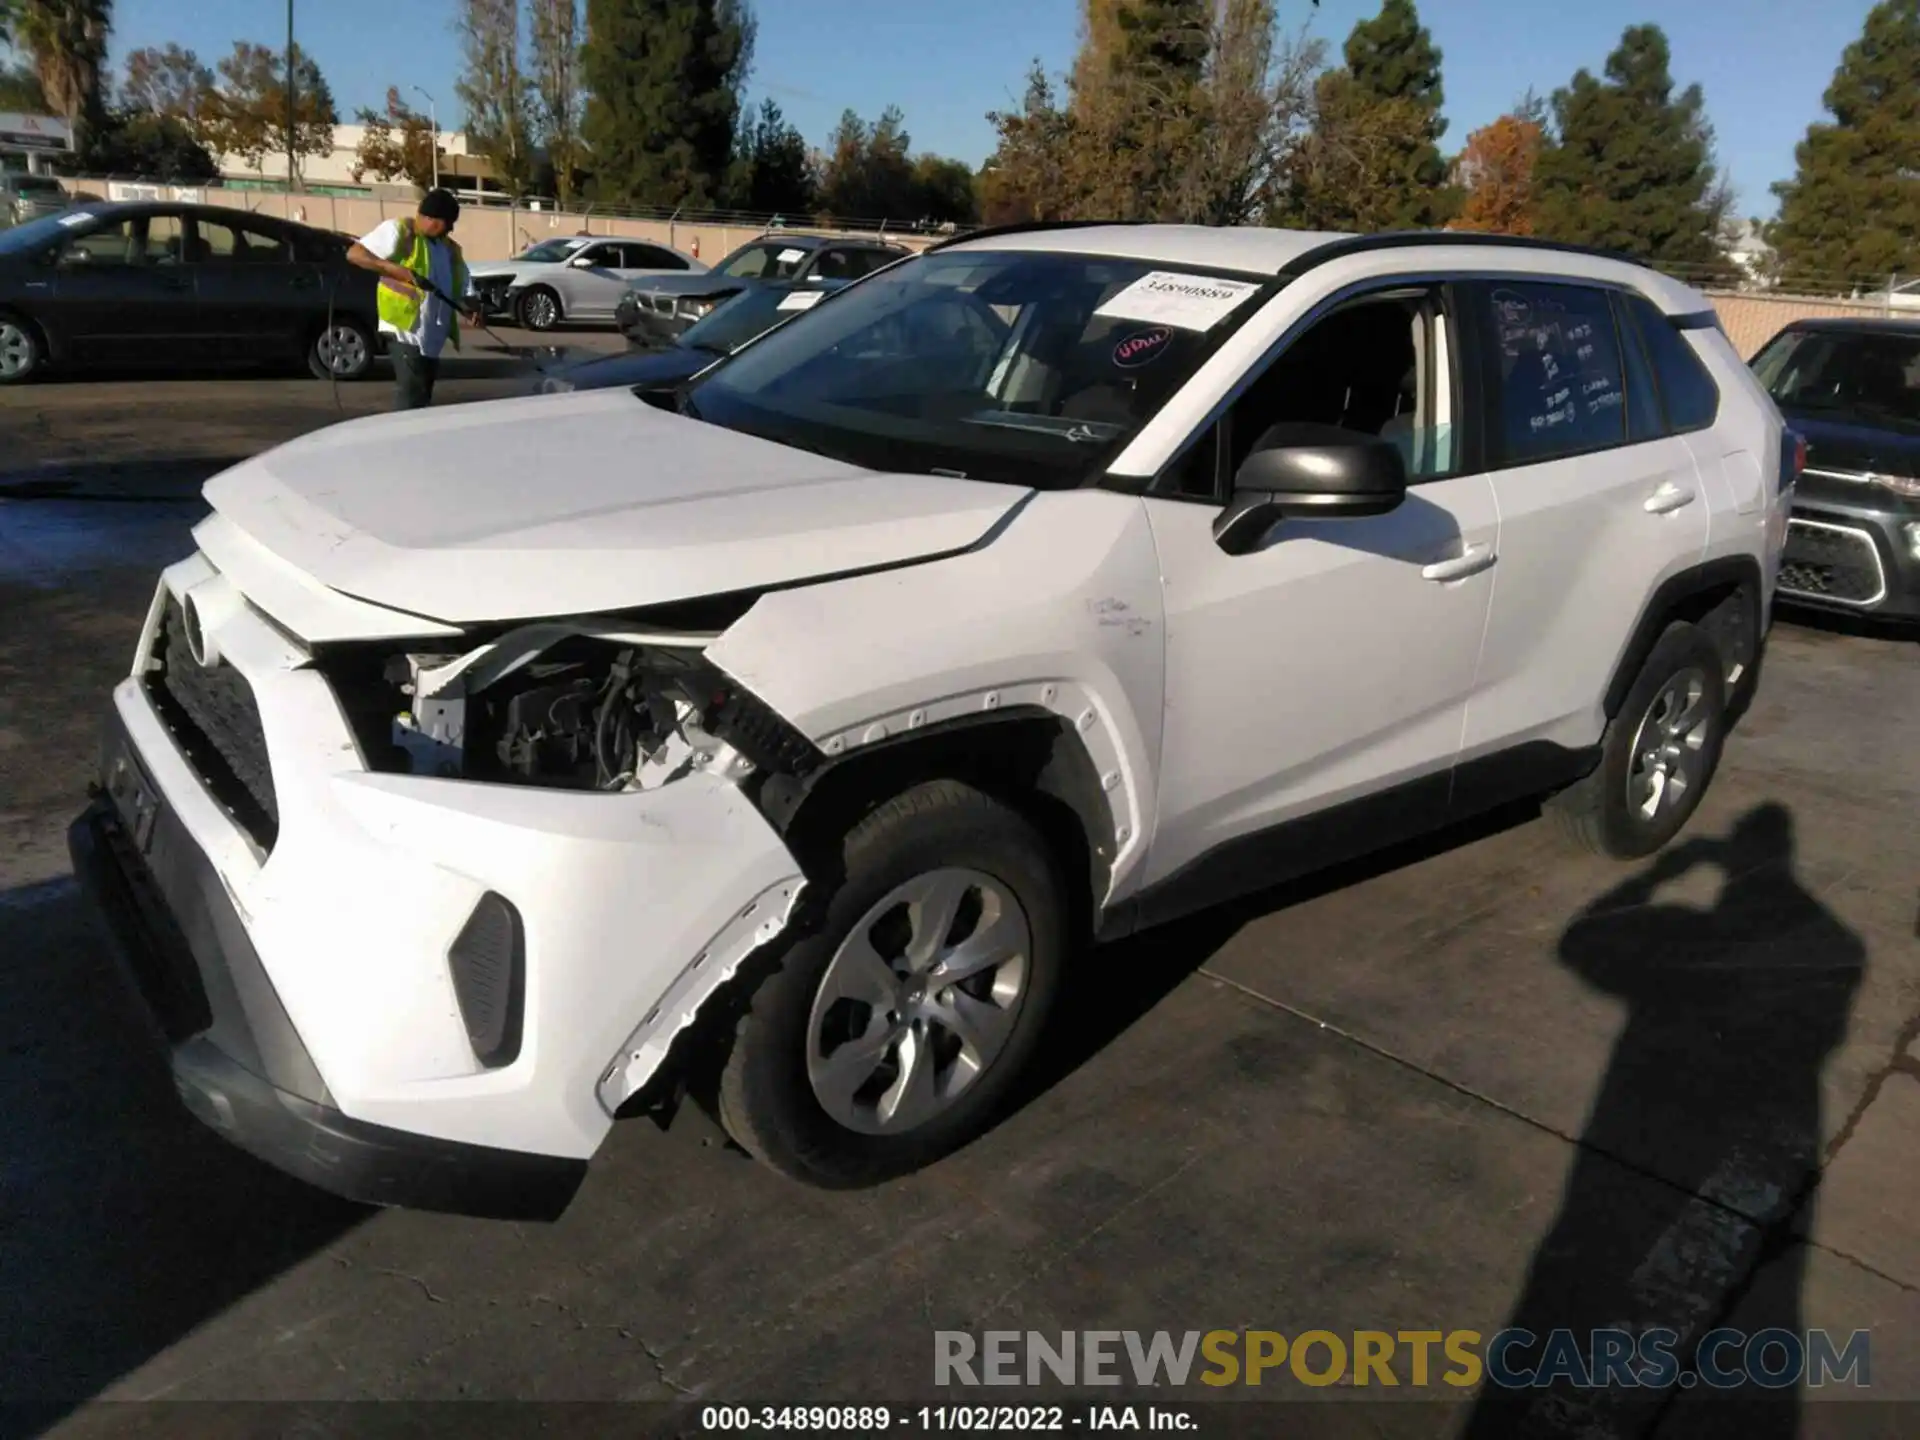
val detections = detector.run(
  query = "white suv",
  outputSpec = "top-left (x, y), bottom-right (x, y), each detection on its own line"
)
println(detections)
top-left (71, 223), bottom-right (1794, 1217)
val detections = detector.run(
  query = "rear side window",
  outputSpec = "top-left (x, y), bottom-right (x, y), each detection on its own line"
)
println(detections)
top-left (1482, 281), bottom-right (1627, 465)
top-left (627, 243), bottom-right (688, 270)
top-left (1625, 294), bottom-right (1720, 432)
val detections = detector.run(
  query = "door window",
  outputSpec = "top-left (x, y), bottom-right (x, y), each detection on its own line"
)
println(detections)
top-left (624, 243), bottom-right (688, 271)
top-left (1162, 287), bottom-right (1460, 499)
top-left (577, 242), bottom-right (622, 268)
top-left (194, 217), bottom-right (292, 264)
top-left (813, 247), bottom-right (891, 281)
top-left (1623, 294), bottom-right (1720, 432)
top-left (1481, 281), bottom-right (1627, 465)
top-left (58, 214), bottom-right (186, 266)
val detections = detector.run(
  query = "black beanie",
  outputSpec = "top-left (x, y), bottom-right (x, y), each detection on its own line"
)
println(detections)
top-left (418, 188), bottom-right (460, 224)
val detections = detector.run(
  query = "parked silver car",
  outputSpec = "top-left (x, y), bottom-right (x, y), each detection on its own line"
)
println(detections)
top-left (1, 172), bottom-right (71, 228)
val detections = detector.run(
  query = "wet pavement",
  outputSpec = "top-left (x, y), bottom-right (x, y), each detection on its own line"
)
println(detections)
top-left (1, 367), bottom-right (1917, 1438)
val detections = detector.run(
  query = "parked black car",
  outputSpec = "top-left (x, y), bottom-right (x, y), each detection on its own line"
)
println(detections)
top-left (0, 200), bottom-right (381, 384)
top-left (1752, 317), bottom-right (1920, 625)
top-left (535, 278), bottom-right (849, 394)
top-left (617, 231), bottom-right (905, 347)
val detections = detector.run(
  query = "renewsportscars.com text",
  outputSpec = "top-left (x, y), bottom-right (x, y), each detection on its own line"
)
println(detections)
top-left (934, 1328), bottom-right (1871, 1390)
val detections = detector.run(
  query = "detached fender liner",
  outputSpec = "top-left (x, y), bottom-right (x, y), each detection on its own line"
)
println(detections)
top-left (68, 711), bottom-right (587, 1221)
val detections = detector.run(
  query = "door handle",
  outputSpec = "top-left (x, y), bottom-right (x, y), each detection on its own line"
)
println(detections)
top-left (1421, 542), bottom-right (1497, 583)
top-left (1644, 481), bottom-right (1697, 515)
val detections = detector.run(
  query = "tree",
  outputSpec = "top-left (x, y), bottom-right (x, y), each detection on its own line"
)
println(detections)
top-left (1768, 0), bottom-right (1920, 291)
top-left (727, 97), bottom-right (813, 214)
top-left (0, 64), bottom-right (47, 112)
top-left (1272, 0), bottom-right (1455, 231)
top-left (119, 42), bottom-right (211, 127)
top-left (582, 0), bottom-right (755, 208)
top-left (80, 108), bottom-right (216, 180)
top-left (1449, 109), bottom-right (1546, 235)
top-left (817, 106), bottom-right (916, 219)
top-left (455, 0), bottom-right (534, 196)
top-left (909, 154), bottom-right (977, 226)
top-left (351, 87), bottom-right (438, 190)
top-left (528, 0), bottom-right (584, 203)
top-left (201, 41), bottom-right (336, 185)
top-left (12, 0), bottom-right (112, 152)
top-left (981, 0), bottom-right (1320, 226)
top-left (1530, 25), bottom-right (1729, 272)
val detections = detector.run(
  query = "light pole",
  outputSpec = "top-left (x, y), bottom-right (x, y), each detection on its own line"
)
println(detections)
top-left (413, 87), bottom-right (439, 193)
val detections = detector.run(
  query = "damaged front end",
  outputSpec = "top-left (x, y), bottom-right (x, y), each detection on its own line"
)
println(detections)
top-left (318, 615), bottom-right (823, 801)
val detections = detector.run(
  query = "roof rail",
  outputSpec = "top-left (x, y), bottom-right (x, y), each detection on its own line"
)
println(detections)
top-left (924, 218), bottom-right (1148, 253)
top-left (1277, 229), bottom-right (1654, 278)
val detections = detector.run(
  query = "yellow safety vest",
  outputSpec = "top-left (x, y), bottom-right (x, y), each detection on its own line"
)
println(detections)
top-left (376, 217), bottom-right (470, 349)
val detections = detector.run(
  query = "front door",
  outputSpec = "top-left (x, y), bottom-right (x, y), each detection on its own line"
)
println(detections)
top-left (555, 239), bottom-right (629, 319)
top-left (1140, 284), bottom-right (1499, 915)
top-left (50, 211), bottom-right (200, 364)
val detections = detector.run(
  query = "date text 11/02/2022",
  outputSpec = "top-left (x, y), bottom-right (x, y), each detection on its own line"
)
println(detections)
top-left (699, 1406), bottom-right (1194, 1431)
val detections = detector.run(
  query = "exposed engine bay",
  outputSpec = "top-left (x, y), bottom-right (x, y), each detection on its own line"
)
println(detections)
top-left (332, 618), bottom-right (820, 793)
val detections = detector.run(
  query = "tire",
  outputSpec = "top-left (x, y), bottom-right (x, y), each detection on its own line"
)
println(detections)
top-left (717, 779), bottom-right (1067, 1188)
top-left (516, 286), bottom-right (561, 331)
top-left (0, 311), bottom-right (44, 384)
top-left (1547, 621), bottom-right (1727, 859)
top-left (309, 315), bottom-right (373, 380)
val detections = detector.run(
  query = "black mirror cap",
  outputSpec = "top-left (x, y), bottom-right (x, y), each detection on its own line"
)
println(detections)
top-left (1213, 422), bottom-right (1410, 555)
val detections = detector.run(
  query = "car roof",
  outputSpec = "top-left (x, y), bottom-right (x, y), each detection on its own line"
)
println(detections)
top-left (56, 198), bottom-right (312, 231)
top-left (1775, 315), bottom-right (1920, 338)
top-left (937, 222), bottom-right (1714, 317)
top-left (743, 232), bottom-right (904, 250)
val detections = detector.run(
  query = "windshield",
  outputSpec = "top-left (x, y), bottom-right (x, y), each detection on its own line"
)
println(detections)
top-left (681, 285), bottom-right (821, 354)
top-left (515, 237), bottom-right (588, 262)
top-left (11, 175), bottom-right (63, 195)
top-left (688, 249), bottom-right (1272, 488)
top-left (1755, 328), bottom-right (1920, 430)
top-left (712, 241), bottom-right (812, 281)
top-left (0, 209), bottom-right (90, 256)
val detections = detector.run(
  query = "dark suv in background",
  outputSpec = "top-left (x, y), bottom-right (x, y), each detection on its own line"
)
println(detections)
top-left (617, 231), bottom-right (905, 347)
top-left (1753, 317), bottom-right (1920, 625)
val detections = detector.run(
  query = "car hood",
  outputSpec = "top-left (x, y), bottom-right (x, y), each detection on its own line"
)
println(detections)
top-left (1786, 411), bottom-right (1920, 479)
top-left (201, 389), bottom-right (1030, 626)
top-left (542, 345), bottom-right (714, 393)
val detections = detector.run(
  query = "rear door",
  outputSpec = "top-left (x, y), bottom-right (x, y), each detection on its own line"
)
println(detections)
top-left (190, 213), bottom-right (308, 363)
top-left (1457, 278), bottom-right (1712, 764)
top-left (48, 209), bottom-right (200, 364)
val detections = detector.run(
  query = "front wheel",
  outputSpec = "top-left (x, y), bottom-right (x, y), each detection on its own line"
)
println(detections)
top-left (1547, 620), bottom-right (1727, 859)
top-left (0, 313), bottom-right (44, 384)
top-left (309, 316), bottom-right (373, 380)
top-left (516, 287), bottom-right (561, 331)
top-left (717, 780), bottom-right (1067, 1188)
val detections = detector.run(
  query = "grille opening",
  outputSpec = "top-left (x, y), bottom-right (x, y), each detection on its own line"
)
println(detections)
top-left (144, 597), bottom-right (280, 851)
top-left (1779, 522), bottom-right (1886, 607)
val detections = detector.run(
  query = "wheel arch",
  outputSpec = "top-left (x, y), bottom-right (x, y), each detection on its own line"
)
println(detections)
top-left (1602, 554), bottom-right (1766, 722)
top-left (0, 304), bottom-right (54, 367)
top-left (769, 707), bottom-right (1116, 949)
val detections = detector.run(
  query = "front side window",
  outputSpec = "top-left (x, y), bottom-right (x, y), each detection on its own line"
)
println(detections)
top-left (195, 218), bottom-right (290, 263)
top-left (57, 214), bottom-right (182, 267)
top-left (688, 249), bottom-right (1271, 489)
top-left (518, 237), bottom-right (587, 262)
top-left (1161, 286), bottom-right (1457, 500)
top-left (1483, 281), bottom-right (1627, 465)
top-left (1754, 328), bottom-right (1920, 430)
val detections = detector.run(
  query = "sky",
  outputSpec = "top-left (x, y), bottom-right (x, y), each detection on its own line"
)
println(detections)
top-left (100, 0), bottom-right (1878, 218)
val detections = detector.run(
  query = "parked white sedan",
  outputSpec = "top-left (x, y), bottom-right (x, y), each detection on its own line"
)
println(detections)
top-left (470, 236), bottom-right (708, 330)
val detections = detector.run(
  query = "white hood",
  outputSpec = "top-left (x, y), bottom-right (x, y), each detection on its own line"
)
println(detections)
top-left (201, 389), bottom-right (1030, 626)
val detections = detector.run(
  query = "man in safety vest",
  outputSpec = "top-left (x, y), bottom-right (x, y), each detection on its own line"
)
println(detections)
top-left (346, 188), bottom-right (480, 411)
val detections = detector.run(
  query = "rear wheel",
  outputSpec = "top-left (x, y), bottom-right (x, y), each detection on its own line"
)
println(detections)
top-left (517, 287), bottom-right (561, 331)
top-left (1547, 621), bottom-right (1727, 859)
top-left (717, 780), bottom-right (1067, 1188)
top-left (309, 316), bottom-right (373, 380)
top-left (0, 313), bottom-right (43, 384)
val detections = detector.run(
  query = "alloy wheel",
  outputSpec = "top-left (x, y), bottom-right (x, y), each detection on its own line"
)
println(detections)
top-left (1625, 665), bottom-right (1713, 822)
top-left (315, 324), bottom-right (367, 377)
top-left (0, 321), bottom-right (35, 380)
top-left (806, 867), bottom-right (1032, 1136)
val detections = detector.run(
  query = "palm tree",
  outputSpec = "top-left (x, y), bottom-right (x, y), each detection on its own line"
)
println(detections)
top-left (13, 0), bottom-right (112, 151)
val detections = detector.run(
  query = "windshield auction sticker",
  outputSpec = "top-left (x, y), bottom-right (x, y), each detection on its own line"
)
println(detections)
top-left (777, 290), bottom-right (824, 311)
top-left (1095, 271), bottom-right (1262, 331)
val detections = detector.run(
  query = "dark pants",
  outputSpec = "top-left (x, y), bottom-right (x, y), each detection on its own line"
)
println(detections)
top-left (391, 342), bottom-right (440, 411)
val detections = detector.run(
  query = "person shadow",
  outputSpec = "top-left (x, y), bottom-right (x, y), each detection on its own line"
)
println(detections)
top-left (1458, 803), bottom-right (1867, 1440)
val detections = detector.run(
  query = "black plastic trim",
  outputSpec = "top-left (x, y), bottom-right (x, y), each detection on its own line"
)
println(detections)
top-left (926, 219), bottom-right (1149, 253)
top-left (1601, 556), bottom-right (1765, 719)
top-left (1277, 230), bottom-right (1654, 281)
top-left (1671, 310), bottom-right (1721, 331)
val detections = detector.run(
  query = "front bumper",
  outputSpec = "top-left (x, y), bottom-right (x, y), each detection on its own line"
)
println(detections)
top-left (618, 296), bottom-right (694, 347)
top-left (1779, 494), bottom-right (1920, 622)
top-left (67, 550), bottom-right (806, 1214)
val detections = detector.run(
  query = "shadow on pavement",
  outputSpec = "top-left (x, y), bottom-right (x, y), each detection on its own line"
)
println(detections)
top-left (0, 460), bottom-right (240, 504)
top-left (1459, 803), bottom-right (1866, 1440)
top-left (1776, 604), bottom-right (1918, 646)
top-left (0, 876), bottom-right (367, 1434)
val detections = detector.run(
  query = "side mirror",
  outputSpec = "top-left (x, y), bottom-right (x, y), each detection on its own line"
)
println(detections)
top-left (1212, 422), bottom-right (1410, 556)
top-left (569, 254), bottom-right (596, 268)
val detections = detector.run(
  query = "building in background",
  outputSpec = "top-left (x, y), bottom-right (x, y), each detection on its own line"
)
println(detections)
top-left (0, 112), bottom-right (72, 175)
top-left (211, 124), bottom-right (504, 202)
